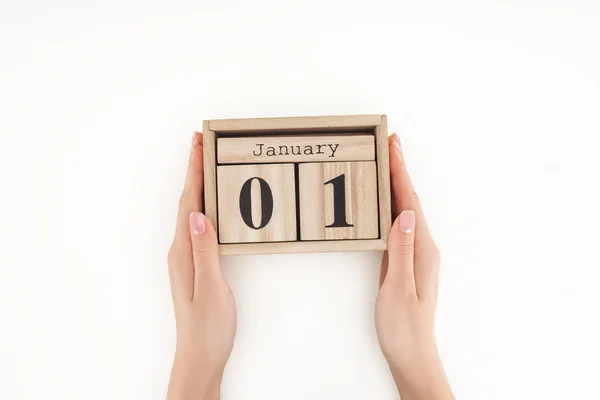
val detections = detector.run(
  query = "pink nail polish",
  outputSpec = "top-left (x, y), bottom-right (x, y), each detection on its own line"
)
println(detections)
top-left (398, 210), bottom-right (415, 233)
top-left (191, 131), bottom-right (200, 150)
top-left (189, 212), bottom-right (206, 235)
top-left (392, 134), bottom-right (402, 153)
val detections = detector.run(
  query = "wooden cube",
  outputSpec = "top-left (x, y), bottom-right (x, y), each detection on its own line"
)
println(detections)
top-left (217, 164), bottom-right (297, 243)
top-left (298, 161), bottom-right (379, 241)
top-left (203, 115), bottom-right (391, 255)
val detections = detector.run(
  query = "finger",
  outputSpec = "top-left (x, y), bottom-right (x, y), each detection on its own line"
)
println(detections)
top-left (389, 134), bottom-right (440, 301)
top-left (388, 135), bottom-right (400, 218)
top-left (189, 212), bottom-right (223, 294)
top-left (388, 134), bottom-right (429, 237)
top-left (170, 132), bottom-right (204, 301)
top-left (384, 210), bottom-right (417, 295)
top-left (387, 133), bottom-right (396, 147)
top-left (181, 132), bottom-right (204, 213)
top-left (391, 187), bottom-right (399, 219)
top-left (175, 131), bottom-right (204, 241)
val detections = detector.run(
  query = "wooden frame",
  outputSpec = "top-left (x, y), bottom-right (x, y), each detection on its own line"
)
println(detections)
top-left (203, 115), bottom-right (391, 255)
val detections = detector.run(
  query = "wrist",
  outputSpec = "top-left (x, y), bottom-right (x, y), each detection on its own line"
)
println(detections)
top-left (167, 351), bottom-right (223, 400)
top-left (383, 338), bottom-right (439, 375)
top-left (389, 352), bottom-right (443, 386)
top-left (387, 350), bottom-right (453, 400)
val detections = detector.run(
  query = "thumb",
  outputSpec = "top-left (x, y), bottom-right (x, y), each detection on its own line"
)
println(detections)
top-left (385, 210), bottom-right (417, 294)
top-left (189, 212), bottom-right (223, 286)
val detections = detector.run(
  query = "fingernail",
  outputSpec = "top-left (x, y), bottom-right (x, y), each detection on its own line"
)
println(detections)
top-left (398, 210), bottom-right (415, 233)
top-left (191, 131), bottom-right (200, 150)
top-left (189, 212), bottom-right (206, 235)
top-left (393, 134), bottom-right (402, 154)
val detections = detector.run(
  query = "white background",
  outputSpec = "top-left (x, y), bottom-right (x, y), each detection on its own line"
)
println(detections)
top-left (1, 0), bottom-right (599, 399)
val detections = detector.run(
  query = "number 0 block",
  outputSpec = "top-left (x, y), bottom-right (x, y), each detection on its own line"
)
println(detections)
top-left (298, 161), bottom-right (379, 240)
top-left (217, 164), bottom-right (297, 243)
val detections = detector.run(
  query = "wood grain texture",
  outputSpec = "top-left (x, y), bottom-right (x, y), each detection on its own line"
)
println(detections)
top-left (202, 122), bottom-right (218, 233)
top-left (218, 239), bottom-right (387, 255)
top-left (376, 115), bottom-right (391, 246)
top-left (217, 135), bottom-right (375, 164)
top-left (209, 115), bottom-right (381, 132)
top-left (217, 164), bottom-right (297, 243)
top-left (299, 161), bottom-right (379, 240)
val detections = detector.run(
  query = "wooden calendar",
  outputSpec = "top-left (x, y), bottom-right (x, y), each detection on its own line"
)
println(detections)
top-left (203, 115), bottom-right (391, 255)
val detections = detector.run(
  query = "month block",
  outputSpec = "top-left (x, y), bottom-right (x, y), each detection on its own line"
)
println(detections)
top-left (298, 161), bottom-right (379, 241)
top-left (203, 115), bottom-right (391, 255)
top-left (216, 164), bottom-right (297, 243)
top-left (217, 135), bottom-right (375, 164)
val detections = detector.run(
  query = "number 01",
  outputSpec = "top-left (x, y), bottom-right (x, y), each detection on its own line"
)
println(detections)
top-left (238, 173), bottom-right (352, 230)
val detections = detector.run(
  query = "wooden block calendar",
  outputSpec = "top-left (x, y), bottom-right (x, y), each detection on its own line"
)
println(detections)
top-left (203, 114), bottom-right (391, 255)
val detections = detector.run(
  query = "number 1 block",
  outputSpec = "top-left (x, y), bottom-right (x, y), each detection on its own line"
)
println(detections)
top-left (298, 161), bottom-right (379, 240)
top-left (217, 164), bottom-right (297, 243)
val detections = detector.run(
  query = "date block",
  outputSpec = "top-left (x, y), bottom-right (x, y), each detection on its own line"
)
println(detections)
top-left (203, 115), bottom-right (391, 255)
top-left (298, 161), bottom-right (379, 241)
top-left (217, 164), bottom-right (297, 243)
